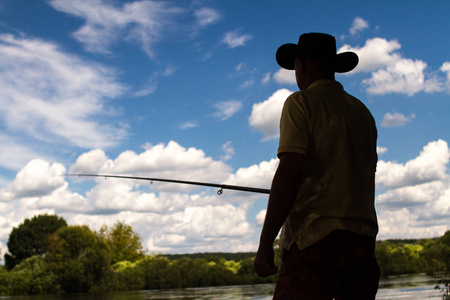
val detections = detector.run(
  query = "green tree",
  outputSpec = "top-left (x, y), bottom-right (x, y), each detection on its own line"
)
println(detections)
top-left (45, 225), bottom-right (115, 293)
top-left (100, 221), bottom-right (144, 264)
top-left (4, 214), bottom-right (67, 270)
top-left (138, 255), bottom-right (180, 289)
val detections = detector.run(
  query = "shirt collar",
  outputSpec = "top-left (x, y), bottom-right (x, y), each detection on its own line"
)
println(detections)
top-left (307, 79), bottom-right (343, 90)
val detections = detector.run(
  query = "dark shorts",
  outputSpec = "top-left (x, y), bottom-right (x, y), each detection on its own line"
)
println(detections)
top-left (273, 230), bottom-right (380, 300)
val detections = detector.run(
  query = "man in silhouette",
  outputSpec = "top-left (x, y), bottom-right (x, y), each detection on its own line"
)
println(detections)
top-left (254, 33), bottom-right (380, 299)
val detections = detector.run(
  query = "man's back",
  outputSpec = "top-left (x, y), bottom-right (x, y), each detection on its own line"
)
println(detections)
top-left (277, 79), bottom-right (378, 250)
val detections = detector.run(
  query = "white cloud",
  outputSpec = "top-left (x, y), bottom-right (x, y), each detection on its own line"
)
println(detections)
top-left (377, 146), bottom-right (388, 155)
top-left (220, 141), bottom-right (235, 162)
top-left (70, 141), bottom-right (233, 192)
top-left (69, 149), bottom-right (110, 174)
top-left (0, 34), bottom-right (127, 149)
top-left (363, 59), bottom-right (443, 95)
top-left (350, 17), bottom-right (369, 35)
top-left (0, 159), bottom-right (66, 201)
top-left (195, 7), bottom-right (221, 26)
top-left (273, 69), bottom-right (296, 85)
top-left (376, 140), bottom-right (449, 189)
top-left (249, 89), bottom-right (293, 140)
top-left (0, 141), bottom-right (276, 254)
top-left (212, 100), bottom-right (242, 121)
top-left (2, 138), bottom-right (448, 254)
top-left (381, 112), bottom-right (416, 127)
top-left (240, 80), bottom-right (254, 89)
top-left (222, 30), bottom-right (252, 49)
top-left (179, 120), bottom-right (198, 130)
top-left (339, 38), bottom-right (402, 73)
top-left (339, 38), bottom-right (444, 95)
top-left (440, 62), bottom-right (450, 91)
top-left (375, 140), bottom-right (450, 239)
top-left (49, 0), bottom-right (186, 57)
top-left (377, 207), bottom-right (448, 240)
top-left (227, 159), bottom-right (277, 191)
top-left (255, 209), bottom-right (266, 226)
top-left (262, 72), bottom-right (271, 84)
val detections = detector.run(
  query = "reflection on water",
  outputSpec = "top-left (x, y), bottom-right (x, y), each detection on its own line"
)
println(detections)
top-left (377, 274), bottom-right (442, 299)
top-left (1, 274), bottom-right (443, 300)
top-left (143, 284), bottom-right (274, 300)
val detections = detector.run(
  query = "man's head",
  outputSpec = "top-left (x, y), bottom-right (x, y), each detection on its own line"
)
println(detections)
top-left (276, 33), bottom-right (358, 89)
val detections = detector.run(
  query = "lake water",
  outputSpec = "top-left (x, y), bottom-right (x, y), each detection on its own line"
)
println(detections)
top-left (1, 274), bottom-right (445, 299)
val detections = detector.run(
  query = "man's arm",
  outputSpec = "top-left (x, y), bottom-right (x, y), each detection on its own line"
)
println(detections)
top-left (254, 152), bottom-right (305, 277)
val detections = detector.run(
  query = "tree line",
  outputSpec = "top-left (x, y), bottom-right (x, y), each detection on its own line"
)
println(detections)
top-left (0, 214), bottom-right (449, 296)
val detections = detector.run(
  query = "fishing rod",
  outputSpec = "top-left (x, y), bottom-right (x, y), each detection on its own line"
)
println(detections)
top-left (64, 174), bottom-right (271, 195)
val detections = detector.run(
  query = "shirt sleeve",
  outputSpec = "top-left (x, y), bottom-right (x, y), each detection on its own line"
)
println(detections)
top-left (277, 93), bottom-right (309, 158)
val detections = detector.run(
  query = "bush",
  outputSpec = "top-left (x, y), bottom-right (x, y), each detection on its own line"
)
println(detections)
top-left (113, 260), bottom-right (145, 291)
top-left (6, 256), bottom-right (59, 295)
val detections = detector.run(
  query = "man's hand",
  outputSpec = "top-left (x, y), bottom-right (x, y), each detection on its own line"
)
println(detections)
top-left (254, 245), bottom-right (278, 277)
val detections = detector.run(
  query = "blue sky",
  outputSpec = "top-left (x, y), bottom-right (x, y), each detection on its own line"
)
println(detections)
top-left (0, 0), bottom-right (449, 256)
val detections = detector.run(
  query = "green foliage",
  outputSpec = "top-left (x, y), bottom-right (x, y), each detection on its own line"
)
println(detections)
top-left (375, 231), bottom-right (450, 277)
top-left (0, 266), bottom-right (9, 295)
top-left (2, 214), bottom-right (448, 297)
top-left (45, 225), bottom-right (115, 293)
top-left (432, 231), bottom-right (450, 299)
top-left (4, 214), bottom-right (67, 270)
top-left (99, 221), bottom-right (144, 264)
top-left (5, 256), bottom-right (59, 295)
top-left (113, 260), bottom-right (145, 291)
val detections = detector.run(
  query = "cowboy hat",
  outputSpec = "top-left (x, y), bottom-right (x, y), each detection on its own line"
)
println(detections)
top-left (276, 33), bottom-right (358, 73)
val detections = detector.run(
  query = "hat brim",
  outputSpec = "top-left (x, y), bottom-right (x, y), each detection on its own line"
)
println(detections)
top-left (276, 44), bottom-right (359, 73)
top-left (276, 43), bottom-right (297, 70)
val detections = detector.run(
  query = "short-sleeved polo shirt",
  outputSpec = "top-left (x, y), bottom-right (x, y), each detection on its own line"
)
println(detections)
top-left (277, 79), bottom-right (378, 250)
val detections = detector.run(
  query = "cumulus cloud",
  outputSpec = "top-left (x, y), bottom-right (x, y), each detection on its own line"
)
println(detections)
top-left (0, 141), bottom-right (275, 254)
top-left (376, 140), bottom-right (449, 189)
top-left (255, 209), bottom-right (266, 226)
top-left (222, 29), bottom-right (252, 48)
top-left (339, 38), bottom-right (402, 73)
top-left (0, 34), bottom-right (127, 149)
top-left (1, 139), bottom-right (448, 253)
top-left (375, 140), bottom-right (450, 239)
top-left (69, 141), bottom-right (233, 192)
top-left (227, 159), bottom-right (277, 189)
top-left (363, 59), bottom-right (443, 95)
top-left (212, 100), bottom-right (242, 121)
top-left (381, 112), bottom-right (416, 127)
top-left (69, 149), bottom-right (110, 174)
top-left (339, 38), bottom-right (444, 95)
top-left (0, 159), bottom-right (66, 201)
top-left (273, 69), bottom-right (296, 85)
top-left (377, 207), bottom-right (449, 240)
top-left (249, 89), bottom-right (293, 140)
